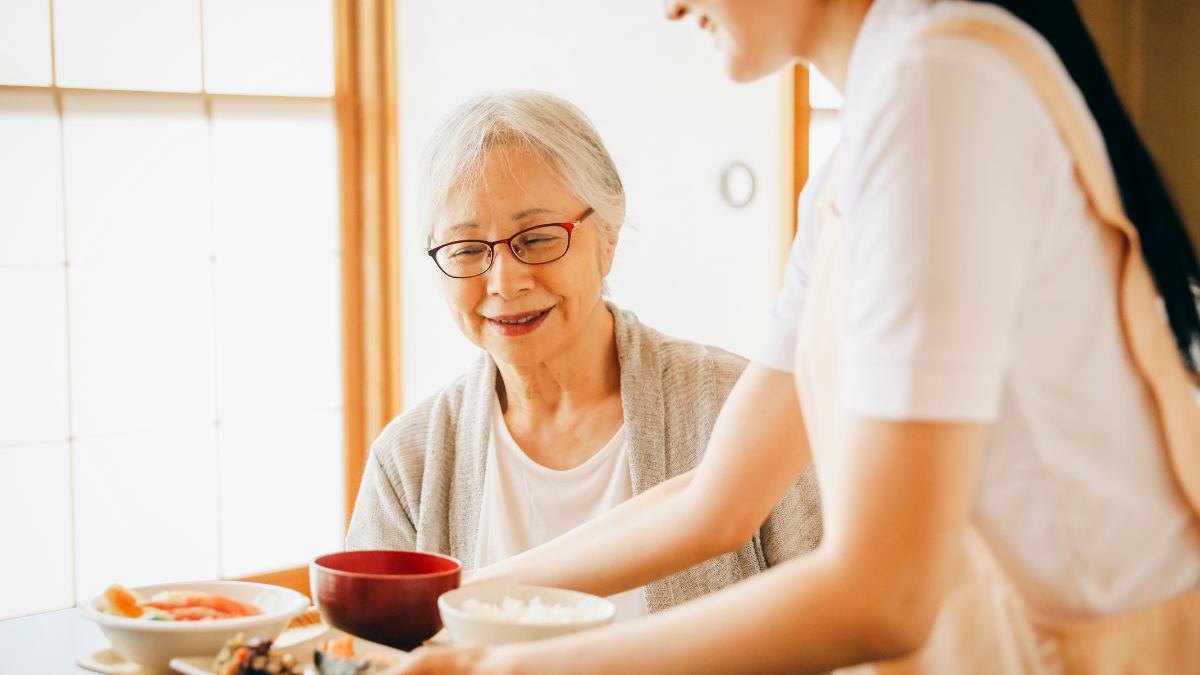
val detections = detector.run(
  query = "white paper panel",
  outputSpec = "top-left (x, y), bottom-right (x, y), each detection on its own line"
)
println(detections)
top-left (72, 427), bottom-right (219, 603)
top-left (68, 259), bottom-right (215, 438)
top-left (61, 94), bottom-right (210, 263)
top-left (218, 411), bottom-right (343, 578)
top-left (809, 65), bottom-right (844, 110)
top-left (0, 441), bottom-right (74, 620)
top-left (62, 94), bottom-right (215, 438)
top-left (202, 0), bottom-right (334, 97)
top-left (210, 99), bottom-right (339, 258)
top-left (810, 109), bottom-right (842, 178)
top-left (0, 267), bottom-right (69, 447)
top-left (0, 0), bottom-right (53, 86)
top-left (210, 98), bottom-right (340, 422)
top-left (0, 91), bottom-right (64, 266)
top-left (53, 0), bottom-right (202, 92)
top-left (215, 254), bottom-right (341, 421)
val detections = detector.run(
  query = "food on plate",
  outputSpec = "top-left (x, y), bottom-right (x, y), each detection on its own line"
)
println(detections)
top-left (319, 636), bottom-right (359, 658)
top-left (104, 585), bottom-right (144, 618)
top-left (142, 591), bottom-right (261, 621)
top-left (460, 596), bottom-right (592, 625)
top-left (213, 633), bottom-right (304, 675)
top-left (211, 632), bottom-right (400, 675)
top-left (97, 584), bottom-right (262, 621)
top-left (312, 635), bottom-right (399, 675)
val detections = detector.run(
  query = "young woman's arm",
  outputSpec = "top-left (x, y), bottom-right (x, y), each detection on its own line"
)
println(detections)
top-left (466, 362), bottom-right (814, 597)
top-left (400, 417), bottom-right (986, 675)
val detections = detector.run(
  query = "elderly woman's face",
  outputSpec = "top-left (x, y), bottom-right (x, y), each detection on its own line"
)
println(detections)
top-left (432, 147), bottom-right (615, 367)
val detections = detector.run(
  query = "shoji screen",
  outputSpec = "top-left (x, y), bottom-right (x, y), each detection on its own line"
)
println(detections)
top-left (0, 87), bottom-right (74, 621)
top-left (0, 0), bottom-right (343, 620)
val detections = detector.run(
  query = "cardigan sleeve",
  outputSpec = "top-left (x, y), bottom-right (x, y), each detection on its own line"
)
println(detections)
top-left (759, 465), bottom-right (823, 565)
top-left (701, 344), bottom-right (824, 567)
top-left (345, 450), bottom-right (418, 552)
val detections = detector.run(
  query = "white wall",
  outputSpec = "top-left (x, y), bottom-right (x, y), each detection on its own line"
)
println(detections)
top-left (398, 0), bottom-right (782, 408)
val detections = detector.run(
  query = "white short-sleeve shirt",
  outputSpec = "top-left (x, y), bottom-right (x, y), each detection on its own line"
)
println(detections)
top-left (757, 0), bottom-right (1200, 622)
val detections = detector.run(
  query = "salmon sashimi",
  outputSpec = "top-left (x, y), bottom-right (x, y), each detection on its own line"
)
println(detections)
top-left (320, 635), bottom-right (357, 658)
top-left (99, 585), bottom-right (263, 621)
top-left (167, 606), bottom-right (236, 621)
top-left (143, 593), bottom-right (262, 620)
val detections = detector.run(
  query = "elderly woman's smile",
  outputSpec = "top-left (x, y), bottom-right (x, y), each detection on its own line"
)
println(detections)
top-left (486, 308), bottom-right (554, 334)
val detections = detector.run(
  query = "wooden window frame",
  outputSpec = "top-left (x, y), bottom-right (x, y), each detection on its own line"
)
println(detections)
top-left (248, 0), bottom-right (404, 599)
top-left (0, 0), bottom-right (401, 601)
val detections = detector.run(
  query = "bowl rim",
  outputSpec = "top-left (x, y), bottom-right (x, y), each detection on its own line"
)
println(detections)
top-left (78, 580), bottom-right (309, 631)
top-left (311, 550), bottom-right (462, 581)
top-left (437, 584), bottom-right (617, 626)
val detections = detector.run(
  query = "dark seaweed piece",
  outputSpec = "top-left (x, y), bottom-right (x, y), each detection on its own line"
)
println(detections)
top-left (313, 650), bottom-right (382, 675)
top-left (234, 638), bottom-right (287, 675)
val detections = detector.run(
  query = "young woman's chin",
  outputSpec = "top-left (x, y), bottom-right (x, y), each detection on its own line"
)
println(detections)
top-left (722, 42), bottom-right (794, 83)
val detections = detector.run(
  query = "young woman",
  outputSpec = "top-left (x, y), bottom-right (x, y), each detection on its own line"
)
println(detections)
top-left (389, 0), bottom-right (1200, 672)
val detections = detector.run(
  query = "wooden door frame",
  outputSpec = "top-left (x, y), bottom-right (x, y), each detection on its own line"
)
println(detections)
top-left (779, 63), bottom-right (811, 281)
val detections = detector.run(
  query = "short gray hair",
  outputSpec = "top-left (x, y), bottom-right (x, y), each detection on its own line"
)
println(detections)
top-left (417, 90), bottom-right (625, 248)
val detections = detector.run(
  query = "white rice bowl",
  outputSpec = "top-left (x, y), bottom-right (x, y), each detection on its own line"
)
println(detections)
top-left (79, 580), bottom-right (309, 671)
top-left (438, 585), bottom-right (615, 646)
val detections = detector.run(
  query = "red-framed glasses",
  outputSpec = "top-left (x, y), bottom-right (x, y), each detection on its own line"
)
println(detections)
top-left (427, 207), bottom-right (594, 279)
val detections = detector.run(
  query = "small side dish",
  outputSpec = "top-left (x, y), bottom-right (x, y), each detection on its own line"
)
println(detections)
top-left (213, 634), bottom-right (303, 675)
top-left (312, 635), bottom-right (400, 675)
top-left (207, 633), bottom-right (399, 675)
top-left (98, 584), bottom-right (262, 621)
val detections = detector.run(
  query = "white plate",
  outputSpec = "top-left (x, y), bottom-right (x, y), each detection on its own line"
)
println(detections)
top-left (77, 646), bottom-right (165, 675)
top-left (168, 631), bottom-right (410, 675)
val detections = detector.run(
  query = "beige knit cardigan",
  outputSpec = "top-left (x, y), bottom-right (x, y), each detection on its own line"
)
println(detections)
top-left (345, 305), bottom-right (822, 613)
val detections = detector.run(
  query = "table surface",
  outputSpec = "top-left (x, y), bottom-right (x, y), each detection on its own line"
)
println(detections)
top-left (0, 609), bottom-right (448, 674)
top-left (0, 609), bottom-right (111, 674)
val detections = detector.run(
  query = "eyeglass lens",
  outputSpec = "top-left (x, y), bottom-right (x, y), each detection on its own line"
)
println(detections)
top-left (435, 225), bottom-right (571, 278)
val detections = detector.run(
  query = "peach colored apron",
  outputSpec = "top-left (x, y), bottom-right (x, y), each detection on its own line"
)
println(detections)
top-left (794, 19), bottom-right (1200, 675)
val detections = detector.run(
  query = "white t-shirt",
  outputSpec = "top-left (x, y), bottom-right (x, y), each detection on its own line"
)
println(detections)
top-left (757, 0), bottom-right (1200, 622)
top-left (474, 394), bottom-right (647, 622)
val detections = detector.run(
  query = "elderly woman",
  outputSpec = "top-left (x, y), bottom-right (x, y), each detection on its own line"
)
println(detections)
top-left (345, 90), bottom-right (821, 620)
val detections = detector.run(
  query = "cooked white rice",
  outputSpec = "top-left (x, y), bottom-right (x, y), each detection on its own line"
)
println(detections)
top-left (460, 596), bottom-right (592, 625)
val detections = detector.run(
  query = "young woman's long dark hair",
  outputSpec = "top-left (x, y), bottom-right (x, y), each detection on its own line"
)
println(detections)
top-left (984, 0), bottom-right (1200, 372)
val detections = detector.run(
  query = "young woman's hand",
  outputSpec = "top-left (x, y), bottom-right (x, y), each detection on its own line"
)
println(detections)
top-left (378, 644), bottom-right (510, 675)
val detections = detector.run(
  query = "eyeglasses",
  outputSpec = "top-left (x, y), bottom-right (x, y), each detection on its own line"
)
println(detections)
top-left (427, 208), bottom-right (594, 279)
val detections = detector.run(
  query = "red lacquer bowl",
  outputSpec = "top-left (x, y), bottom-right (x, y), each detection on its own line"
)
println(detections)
top-left (310, 550), bottom-right (462, 651)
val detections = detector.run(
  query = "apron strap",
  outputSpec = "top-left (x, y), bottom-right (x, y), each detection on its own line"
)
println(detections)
top-left (916, 19), bottom-right (1200, 520)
